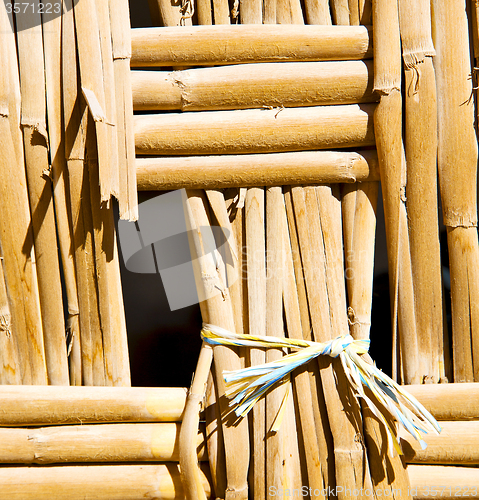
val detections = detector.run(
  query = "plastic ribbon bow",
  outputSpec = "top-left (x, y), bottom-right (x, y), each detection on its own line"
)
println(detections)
top-left (201, 323), bottom-right (441, 456)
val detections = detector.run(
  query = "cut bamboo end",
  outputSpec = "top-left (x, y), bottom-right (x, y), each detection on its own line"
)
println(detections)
top-left (131, 25), bottom-right (373, 67)
top-left (131, 60), bottom-right (376, 111)
top-left (0, 386), bottom-right (188, 425)
top-left (137, 150), bottom-right (379, 190)
top-left (400, 421), bottom-right (479, 465)
top-left (0, 422), bottom-right (206, 464)
top-left (0, 463), bottom-right (211, 500)
top-left (408, 466), bottom-right (479, 499)
top-left (134, 104), bottom-right (376, 156)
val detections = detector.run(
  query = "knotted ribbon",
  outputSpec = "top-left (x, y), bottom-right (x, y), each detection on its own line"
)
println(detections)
top-left (201, 323), bottom-right (441, 456)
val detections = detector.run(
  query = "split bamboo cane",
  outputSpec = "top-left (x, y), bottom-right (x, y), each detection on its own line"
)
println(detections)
top-left (109, 0), bottom-right (138, 221)
top-left (431, 0), bottom-right (479, 383)
top-left (15, 3), bottom-right (67, 386)
top-left (400, 421), bottom-right (479, 465)
top-left (0, 386), bottom-right (187, 426)
top-left (131, 60), bottom-right (375, 111)
top-left (136, 150), bottom-right (379, 191)
top-left (134, 104), bottom-right (375, 156)
top-left (130, 25), bottom-right (372, 67)
top-left (0, 422), bottom-right (206, 464)
top-left (0, 3), bottom-right (46, 386)
top-left (398, 0), bottom-right (443, 383)
top-left (185, 190), bottom-right (250, 500)
top-left (43, 4), bottom-right (82, 385)
top-left (0, 464), bottom-right (211, 500)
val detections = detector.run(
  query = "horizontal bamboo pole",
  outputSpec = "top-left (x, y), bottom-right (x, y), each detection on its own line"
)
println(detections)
top-left (0, 386), bottom-right (187, 425)
top-left (136, 150), bottom-right (379, 190)
top-left (131, 60), bottom-right (376, 111)
top-left (408, 466), bottom-right (479, 499)
top-left (404, 383), bottom-right (479, 420)
top-left (400, 421), bottom-right (479, 465)
top-left (0, 423), bottom-right (206, 464)
top-left (0, 464), bottom-right (211, 500)
top-left (131, 25), bottom-right (372, 67)
top-left (135, 104), bottom-right (375, 156)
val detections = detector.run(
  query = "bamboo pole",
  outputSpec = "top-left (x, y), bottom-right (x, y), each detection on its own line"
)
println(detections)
top-left (184, 190), bottom-right (250, 500)
top-left (303, 0), bottom-right (332, 25)
top-left (0, 422), bottom-right (206, 464)
top-left (109, 0), bottom-right (138, 221)
top-left (43, 3), bottom-right (82, 385)
top-left (0, 252), bottom-right (21, 385)
top-left (244, 187), bottom-right (266, 500)
top-left (72, 0), bottom-right (111, 202)
top-left (398, 0), bottom-right (443, 383)
top-left (240, 0), bottom-right (262, 23)
top-left (330, 0), bottom-right (350, 24)
top-left (0, 386), bottom-right (188, 426)
top-left (134, 104), bottom-right (375, 156)
top-left (130, 25), bottom-right (373, 67)
top-left (0, 464), bottom-right (211, 500)
top-left (131, 61), bottom-right (375, 112)
top-left (348, 0), bottom-right (360, 24)
top-left (407, 466), bottom-right (479, 499)
top-left (400, 421), bottom-right (479, 465)
top-left (136, 150), bottom-right (379, 191)
top-left (431, 0), bottom-right (479, 383)
top-left (359, 0), bottom-right (371, 24)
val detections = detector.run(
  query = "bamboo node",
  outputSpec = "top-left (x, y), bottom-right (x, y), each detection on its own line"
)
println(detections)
top-left (0, 314), bottom-right (11, 337)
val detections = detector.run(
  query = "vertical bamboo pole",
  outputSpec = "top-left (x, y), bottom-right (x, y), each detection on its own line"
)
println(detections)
top-left (398, 0), bottom-right (443, 383)
top-left (330, 0), bottom-right (350, 24)
top-left (245, 187), bottom-right (266, 500)
top-left (431, 0), bottom-right (479, 382)
top-left (109, 0), bottom-right (139, 221)
top-left (240, 0), bottom-right (262, 23)
top-left (348, 0), bottom-right (360, 24)
top-left (359, 0), bottom-right (371, 24)
top-left (16, 3), bottom-right (66, 385)
top-left (304, 0), bottom-right (332, 24)
top-left (43, 3), bottom-right (82, 385)
top-left (185, 190), bottom-right (250, 500)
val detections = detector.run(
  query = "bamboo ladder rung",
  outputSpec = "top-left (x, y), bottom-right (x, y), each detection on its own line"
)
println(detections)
top-left (131, 24), bottom-right (373, 67)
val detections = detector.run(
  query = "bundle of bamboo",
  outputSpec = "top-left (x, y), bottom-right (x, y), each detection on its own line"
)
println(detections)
top-left (0, 0), bottom-right (137, 386)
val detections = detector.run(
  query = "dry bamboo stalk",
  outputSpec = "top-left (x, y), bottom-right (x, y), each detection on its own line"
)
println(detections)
top-left (291, 186), bottom-right (365, 499)
top-left (109, 0), bottom-right (138, 221)
top-left (359, 0), bottom-right (371, 24)
top-left (330, 0), bottom-right (350, 24)
top-left (240, 0), bottom-right (262, 23)
top-left (341, 181), bottom-right (378, 341)
top-left (404, 382), bottom-right (479, 420)
top-left (276, 0), bottom-right (304, 24)
top-left (197, 0), bottom-right (213, 24)
top-left (0, 422), bottom-right (206, 464)
top-left (134, 104), bottom-right (375, 156)
top-left (0, 5), bottom-right (48, 385)
top-left (431, 0), bottom-right (479, 382)
top-left (281, 193), bottom-right (328, 496)
top-left (400, 421), bottom-right (479, 465)
top-left (72, 0), bottom-right (111, 202)
top-left (16, 4), bottom-right (67, 386)
top-left (136, 150), bottom-right (379, 191)
top-left (0, 252), bottom-right (20, 385)
top-left (0, 464), bottom-right (211, 500)
top-left (179, 343), bottom-right (214, 500)
top-left (95, 0), bottom-right (119, 199)
top-left (213, 0), bottom-right (231, 24)
top-left (130, 25), bottom-right (372, 66)
top-left (348, 0), bottom-right (360, 24)
top-left (303, 0), bottom-right (332, 25)
top-left (0, 386), bottom-right (187, 425)
top-left (407, 465), bottom-right (479, 499)
top-left (150, 0), bottom-right (192, 27)
top-left (131, 61), bottom-right (375, 112)
top-left (43, 4), bottom-right (82, 385)
top-left (244, 187), bottom-right (266, 500)
top-left (399, 0), bottom-right (443, 383)
top-left (184, 190), bottom-right (250, 500)
top-left (86, 126), bottom-right (130, 387)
